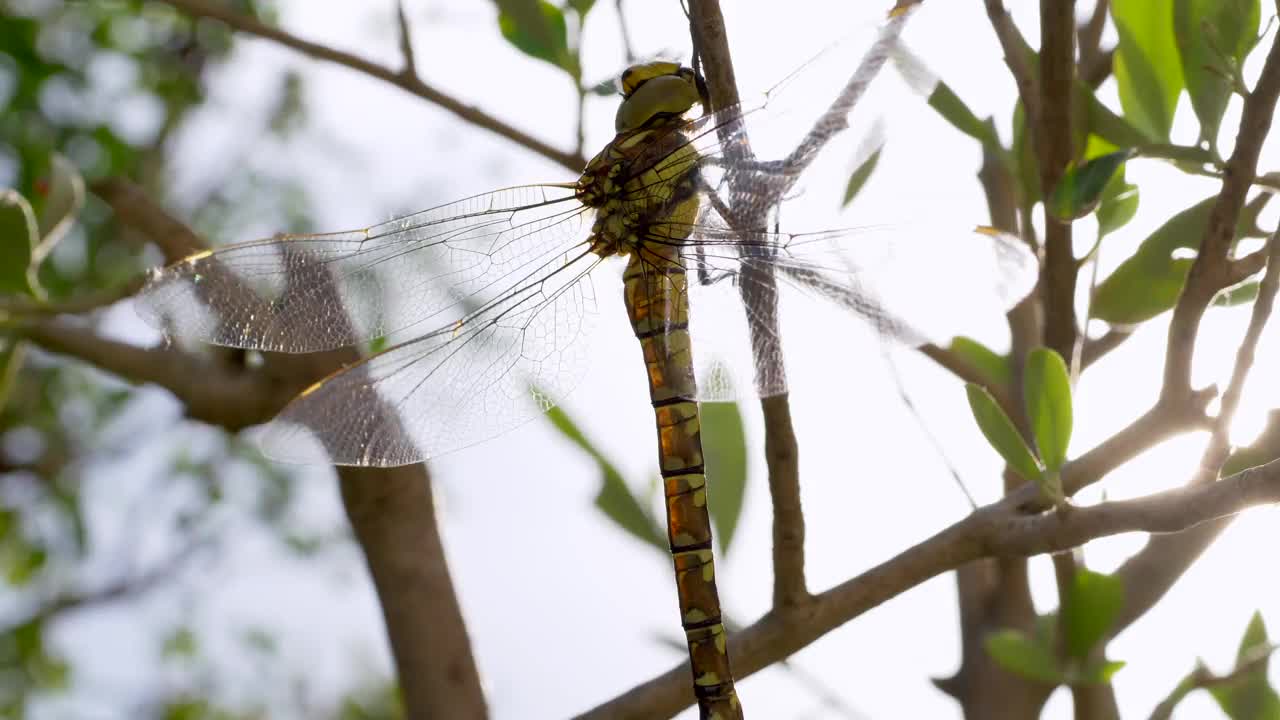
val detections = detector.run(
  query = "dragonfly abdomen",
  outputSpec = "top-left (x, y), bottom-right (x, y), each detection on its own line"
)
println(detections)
top-left (622, 252), bottom-right (742, 719)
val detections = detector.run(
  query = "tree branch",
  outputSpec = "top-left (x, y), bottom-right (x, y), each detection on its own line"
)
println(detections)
top-left (1109, 228), bottom-right (1280, 637)
top-left (985, 0), bottom-right (1041, 146)
top-left (1163, 25), bottom-right (1280, 403)
top-left (1148, 642), bottom-right (1280, 720)
top-left (154, 0), bottom-right (584, 172)
top-left (16, 319), bottom-right (283, 430)
top-left (686, 0), bottom-right (809, 608)
top-left (78, 179), bottom-right (489, 720)
top-left (580, 457), bottom-right (1280, 719)
top-left (1039, 0), bottom-right (1080, 365)
top-left (340, 466), bottom-right (487, 720)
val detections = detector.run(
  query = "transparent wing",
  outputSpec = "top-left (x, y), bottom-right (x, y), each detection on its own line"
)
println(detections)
top-left (620, 9), bottom-right (925, 223)
top-left (136, 184), bottom-right (590, 353)
top-left (257, 248), bottom-right (603, 466)
top-left (654, 221), bottom-right (1038, 400)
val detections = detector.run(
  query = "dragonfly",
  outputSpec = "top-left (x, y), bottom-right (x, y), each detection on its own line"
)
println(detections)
top-left (136, 5), bottom-right (1035, 719)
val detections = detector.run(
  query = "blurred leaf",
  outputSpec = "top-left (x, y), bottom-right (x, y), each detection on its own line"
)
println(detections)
top-left (1096, 164), bottom-right (1140, 239)
top-left (700, 401), bottom-right (747, 555)
top-left (985, 629), bottom-right (1063, 684)
top-left (161, 698), bottom-right (216, 720)
top-left (163, 626), bottom-right (198, 659)
top-left (841, 148), bottom-right (881, 208)
top-left (1093, 194), bottom-right (1269, 323)
top-left (496, 0), bottom-right (577, 77)
top-left (242, 627), bottom-right (277, 655)
top-left (566, 0), bottom-right (597, 18)
top-left (31, 153), bottom-right (85, 265)
top-left (1023, 348), bottom-right (1072, 471)
top-left (927, 81), bottom-right (1003, 151)
top-left (1063, 569), bottom-right (1124, 660)
top-left (338, 680), bottom-right (405, 720)
top-left (1012, 101), bottom-right (1041, 204)
top-left (1175, 0), bottom-right (1260, 149)
top-left (1049, 150), bottom-right (1134, 221)
top-left (965, 383), bottom-right (1041, 482)
top-left (543, 400), bottom-right (665, 552)
top-left (0, 189), bottom-right (41, 297)
top-left (1216, 281), bottom-right (1260, 307)
top-left (1079, 659), bottom-right (1127, 684)
top-left (5, 544), bottom-right (47, 585)
top-left (0, 340), bottom-right (27, 411)
top-left (1111, 0), bottom-right (1185, 140)
top-left (1210, 612), bottom-right (1280, 720)
top-left (1083, 83), bottom-right (1154, 148)
top-left (949, 336), bottom-right (1012, 389)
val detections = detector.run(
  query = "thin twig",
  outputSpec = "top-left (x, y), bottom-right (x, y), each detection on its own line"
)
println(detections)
top-left (1078, 0), bottom-right (1111, 87)
top-left (394, 0), bottom-right (417, 78)
top-left (0, 275), bottom-right (145, 318)
top-left (985, 0), bottom-right (1041, 145)
top-left (615, 0), bottom-right (636, 64)
top-left (884, 345), bottom-right (978, 510)
top-left (1148, 643), bottom-right (1280, 720)
top-left (155, 0), bottom-right (584, 171)
top-left (1080, 327), bottom-right (1134, 368)
top-left (1200, 230), bottom-right (1280, 478)
top-left (17, 542), bottom-right (209, 628)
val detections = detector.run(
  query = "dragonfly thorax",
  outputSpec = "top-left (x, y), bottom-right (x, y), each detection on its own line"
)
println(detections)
top-left (578, 62), bottom-right (706, 259)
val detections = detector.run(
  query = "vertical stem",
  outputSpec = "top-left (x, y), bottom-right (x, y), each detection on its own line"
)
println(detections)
top-left (340, 468), bottom-right (488, 720)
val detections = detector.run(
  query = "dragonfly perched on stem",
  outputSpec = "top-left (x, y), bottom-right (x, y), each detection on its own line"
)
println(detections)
top-left (137, 3), bottom-right (1035, 717)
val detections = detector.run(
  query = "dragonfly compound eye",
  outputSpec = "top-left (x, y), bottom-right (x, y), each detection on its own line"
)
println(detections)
top-left (619, 60), bottom-right (684, 97)
top-left (615, 73), bottom-right (702, 133)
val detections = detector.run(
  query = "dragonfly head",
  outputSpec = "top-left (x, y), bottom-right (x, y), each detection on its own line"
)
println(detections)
top-left (615, 61), bottom-right (706, 133)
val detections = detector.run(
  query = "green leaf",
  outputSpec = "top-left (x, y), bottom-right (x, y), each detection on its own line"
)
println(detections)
top-left (1096, 163), bottom-right (1140, 239)
top-left (949, 336), bottom-right (1012, 389)
top-left (1210, 612), bottom-right (1280, 720)
top-left (496, 0), bottom-right (577, 77)
top-left (1175, 0), bottom-right (1260, 149)
top-left (544, 401), bottom-right (665, 552)
top-left (1092, 194), bottom-right (1269, 323)
top-left (1063, 569), bottom-right (1124, 660)
top-left (0, 340), bottom-right (27, 411)
top-left (1049, 150), bottom-right (1135, 221)
top-left (163, 626), bottom-right (198, 659)
top-left (1012, 100), bottom-right (1041, 204)
top-left (1111, 0), bottom-right (1185, 141)
top-left (965, 383), bottom-right (1041, 482)
top-left (985, 629), bottom-right (1064, 685)
top-left (1080, 659), bottom-right (1127, 684)
top-left (927, 81), bottom-right (1003, 151)
top-left (5, 544), bottom-right (46, 585)
top-left (0, 189), bottom-right (41, 297)
top-left (31, 153), bottom-right (85, 266)
top-left (700, 400), bottom-right (747, 556)
top-left (1083, 83), bottom-right (1154, 148)
top-left (841, 148), bottom-right (881, 209)
top-left (566, 0), bottom-right (596, 18)
top-left (1216, 281), bottom-right (1260, 307)
top-left (1023, 348), bottom-right (1073, 471)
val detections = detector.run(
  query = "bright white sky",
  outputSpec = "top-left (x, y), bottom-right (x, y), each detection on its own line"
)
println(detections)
top-left (42, 1), bottom-right (1280, 719)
